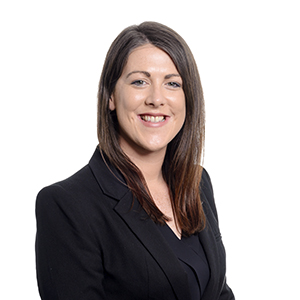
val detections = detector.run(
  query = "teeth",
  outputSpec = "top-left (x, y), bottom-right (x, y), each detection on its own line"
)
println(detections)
top-left (141, 115), bottom-right (165, 123)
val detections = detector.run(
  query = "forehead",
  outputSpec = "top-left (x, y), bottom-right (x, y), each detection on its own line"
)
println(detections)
top-left (123, 44), bottom-right (178, 73)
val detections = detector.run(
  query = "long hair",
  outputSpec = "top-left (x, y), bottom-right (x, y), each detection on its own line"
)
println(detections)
top-left (97, 21), bottom-right (205, 236)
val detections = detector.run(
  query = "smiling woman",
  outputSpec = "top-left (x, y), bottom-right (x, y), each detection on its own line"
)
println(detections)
top-left (36, 21), bottom-right (235, 300)
top-left (109, 45), bottom-right (186, 156)
top-left (97, 23), bottom-right (206, 236)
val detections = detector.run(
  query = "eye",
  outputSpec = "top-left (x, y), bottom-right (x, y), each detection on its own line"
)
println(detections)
top-left (167, 81), bottom-right (181, 88)
top-left (131, 80), bottom-right (146, 86)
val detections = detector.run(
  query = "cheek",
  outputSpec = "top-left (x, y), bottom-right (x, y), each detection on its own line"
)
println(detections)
top-left (179, 109), bottom-right (186, 131)
top-left (115, 96), bottom-right (138, 126)
top-left (177, 99), bottom-right (186, 131)
top-left (177, 96), bottom-right (186, 122)
top-left (118, 93), bottom-right (144, 113)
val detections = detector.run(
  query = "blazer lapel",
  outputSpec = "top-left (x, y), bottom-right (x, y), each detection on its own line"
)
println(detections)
top-left (89, 148), bottom-right (190, 300)
top-left (114, 192), bottom-right (191, 300)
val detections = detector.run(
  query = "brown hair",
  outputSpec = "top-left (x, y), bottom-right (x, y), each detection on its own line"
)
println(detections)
top-left (97, 21), bottom-right (205, 236)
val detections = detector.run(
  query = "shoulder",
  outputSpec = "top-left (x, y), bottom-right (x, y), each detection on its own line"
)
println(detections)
top-left (200, 167), bottom-right (219, 224)
top-left (38, 164), bottom-right (94, 196)
top-left (200, 168), bottom-right (213, 195)
top-left (35, 165), bottom-right (105, 262)
top-left (36, 164), bottom-right (98, 216)
top-left (200, 167), bottom-right (214, 202)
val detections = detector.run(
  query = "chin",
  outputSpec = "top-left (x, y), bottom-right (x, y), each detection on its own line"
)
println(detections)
top-left (140, 143), bottom-right (168, 154)
top-left (120, 135), bottom-right (170, 155)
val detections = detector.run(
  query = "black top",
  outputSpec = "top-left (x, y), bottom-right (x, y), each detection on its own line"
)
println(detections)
top-left (157, 224), bottom-right (210, 300)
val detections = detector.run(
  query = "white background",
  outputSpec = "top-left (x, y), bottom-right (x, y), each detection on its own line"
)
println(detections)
top-left (1, 0), bottom-right (299, 299)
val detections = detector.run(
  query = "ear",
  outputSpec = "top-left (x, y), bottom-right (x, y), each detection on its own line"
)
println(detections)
top-left (109, 96), bottom-right (116, 111)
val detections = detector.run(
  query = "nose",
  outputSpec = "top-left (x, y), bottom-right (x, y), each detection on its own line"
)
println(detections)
top-left (145, 84), bottom-right (165, 107)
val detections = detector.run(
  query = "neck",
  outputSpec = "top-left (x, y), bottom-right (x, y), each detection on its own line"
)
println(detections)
top-left (120, 145), bottom-right (166, 185)
top-left (132, 153), bottom-right (165, 184)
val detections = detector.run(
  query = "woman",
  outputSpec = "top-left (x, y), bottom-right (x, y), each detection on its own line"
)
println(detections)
top-left (36, 22), bottom-right (235, 300)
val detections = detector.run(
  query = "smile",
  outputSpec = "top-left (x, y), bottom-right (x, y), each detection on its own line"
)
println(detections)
top-left (140, 115), bottom-right (165, 123)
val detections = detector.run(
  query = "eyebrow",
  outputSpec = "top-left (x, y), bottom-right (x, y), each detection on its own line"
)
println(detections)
top-left (126, 71), bottom-right (181, 80)
top-left (165, 73), bottom-right (181, 80)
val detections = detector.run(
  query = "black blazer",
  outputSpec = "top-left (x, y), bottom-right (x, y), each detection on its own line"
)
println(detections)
top-left (36, 148), bottom-right (234, 300)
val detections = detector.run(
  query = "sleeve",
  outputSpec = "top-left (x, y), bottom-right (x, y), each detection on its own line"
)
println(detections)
top-left (202, 169), bottom-right (235, 300)
top-left (219, 278), bottom-right (235, 300)
top-left (35, 185), bottom-right (106, 300)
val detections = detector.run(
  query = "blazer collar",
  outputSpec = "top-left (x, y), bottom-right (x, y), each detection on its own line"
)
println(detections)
top-left (88, 147), bottom-right (190, 300)
top-left (88, 147), bottom-right (129, 200)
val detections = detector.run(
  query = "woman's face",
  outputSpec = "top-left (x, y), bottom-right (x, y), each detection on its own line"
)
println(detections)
top-left (110, 44), bottom-right (186, 157)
